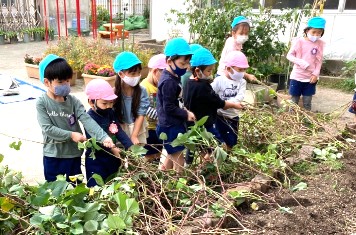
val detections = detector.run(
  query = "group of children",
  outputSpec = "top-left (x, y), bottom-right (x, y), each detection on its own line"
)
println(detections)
top-left (37, 15), bottom-right (356, 185)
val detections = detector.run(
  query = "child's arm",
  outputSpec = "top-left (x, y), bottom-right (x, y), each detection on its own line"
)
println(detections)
top-left (110, 147), bottom-right (121, 158)
top-left (286, 39), bottom-right (310, 69)
top-left (229, 80), bottom-right (246, 104)
top-left (161, 80), bottom-right (188, 120)
top-left (131, 87), bottom-right (150, 145)
top-left (36, 99), bottom-right (85, 142)
top-left (223, 101), bottom-right (244, 110)
top-left (73, 98), bottom-right (115, 148)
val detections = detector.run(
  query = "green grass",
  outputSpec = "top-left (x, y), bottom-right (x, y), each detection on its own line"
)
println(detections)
top-left (318, 78), bottom-right (355, 93)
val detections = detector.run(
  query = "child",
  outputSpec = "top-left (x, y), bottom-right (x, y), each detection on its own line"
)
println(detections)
top-left (217, 16), bottom-right (256, 82)
top-left (286, 16), bottom-right (326, 111)
top-left (140, 54), bottom-right (167, 161)
top-left (346, 76), bottom-right (356, 133)
top-left (112, 51), bottom-right (150, 145)
top-left (211, 51), bottom-right (248, 150)
top-left (181, 43), bottom-right (203, 89)
top-left (156, 37), bottom-right (196, 173)
top-left (183, 47), bottom-right (245, 163)
top-left (84, 79), bottom-right (133, 187)
top-left (36, 54), bottom-right (115, 182)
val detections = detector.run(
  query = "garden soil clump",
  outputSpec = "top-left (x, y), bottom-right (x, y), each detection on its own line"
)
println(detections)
top-left (241, 151), bottom-right (356, 234)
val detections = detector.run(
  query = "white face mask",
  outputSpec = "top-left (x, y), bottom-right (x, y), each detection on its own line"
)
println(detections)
top-left (122, 75), bottom-right (141, 87)
top-left (235, 35), bottom-right (248, 44)
top-left (199, 71), bottom-right (213, 80)
top-left (307, 34), bottom-right (320, 42)
top-left (228, 68), bottom-right (244, 81)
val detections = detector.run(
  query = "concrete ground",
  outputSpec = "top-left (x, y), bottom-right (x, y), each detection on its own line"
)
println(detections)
top-left (0, 35), bottom-right (354, 184)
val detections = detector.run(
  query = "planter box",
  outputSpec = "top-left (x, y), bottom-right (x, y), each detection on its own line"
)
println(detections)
top-left (68, 28), bottom-right (90, 37)
top-left (25, 63), bottom-right (77, 86)
top-left (82, 73), bottom-right (116, 87)
top-left (244, 83), bottom-right (278, 105)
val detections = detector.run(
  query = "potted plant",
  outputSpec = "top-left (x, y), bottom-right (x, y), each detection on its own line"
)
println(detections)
top-left (24, 54), bottom-right (42, 79)
top-left (32, 27), bottom-right (45, 41)
top-left (6, 31), bottom-right (18, 44)
top-left (48, 28), bottom-right (55, 40)
top-left (0, 30), bottom-right (5, 45)
top-left (82, 62), bottom-right (116, 87)
top-left (21, 28), bottom-right (32, 43)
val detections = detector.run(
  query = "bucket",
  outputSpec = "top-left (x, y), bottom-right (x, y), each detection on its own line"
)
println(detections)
top-left (72, 18), bottom-right (87, 30)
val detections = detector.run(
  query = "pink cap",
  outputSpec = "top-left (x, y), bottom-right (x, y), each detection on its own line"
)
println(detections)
top-left (85, 79), bottom-right (118, 100)
top-left (225, 51), bottom-right (249, 68)
top-left (148, 54), bottom-right (167, 69)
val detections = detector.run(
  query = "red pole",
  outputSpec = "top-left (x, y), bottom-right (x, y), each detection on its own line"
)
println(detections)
top-left (91, 0), bottom-right (97, 39)
top-left (64, 0), bottom-right (68, 37)
top-left (56, 0), bottom-right (60, 38)
top-left (43, 0), bottom-right (48, 44)
top-left (94, 0), bottom-right (97, 39)
top-left (76, 0), bottom-right (81, 36)
top-left (109, 0), bottom-right (113, 44)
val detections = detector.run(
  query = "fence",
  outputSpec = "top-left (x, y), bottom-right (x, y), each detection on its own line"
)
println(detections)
top-left (96, 0), bottom-right (149, 16)
top-left (0, 0), bottom-right (41, 31)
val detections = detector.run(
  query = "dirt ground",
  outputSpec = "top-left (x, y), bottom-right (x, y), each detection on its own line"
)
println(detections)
top-left (238, 149), bottom-right (356, 234)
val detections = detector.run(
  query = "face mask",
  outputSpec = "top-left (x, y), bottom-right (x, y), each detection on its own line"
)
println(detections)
top-left (228, 68), bottom-right (244, 81)
top-left (122, 75), bottom-right (141, 87)
top-left (54, 84), bottom-right (70, 97)
top-left (307, 34), bottom-right (320, 42)
top-left (235, 35), bottom-right (248, 44)
top-left (170, 61), bottom-right (187, 77)
top-left (94, 102), bottom-right (112, 116)
top-left (199, 71), bottom-right (213, 80)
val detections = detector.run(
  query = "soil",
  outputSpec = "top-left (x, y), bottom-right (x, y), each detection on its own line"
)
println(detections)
top-left (240, 151), bottom-right (356, 234)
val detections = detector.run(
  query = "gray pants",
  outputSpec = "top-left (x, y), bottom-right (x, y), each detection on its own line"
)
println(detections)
top-left (291, 96), bottom-right (312, 111)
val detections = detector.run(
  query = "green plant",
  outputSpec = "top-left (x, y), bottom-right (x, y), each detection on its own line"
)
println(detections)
top-left (341, 59), bottom-right (356, 79)
top-left (167, 0), bottom-right (312, 80)
top-left (143, 4), bottom-right (150, 20)
top-left (0, 30), bottom-right (5, 36)
top-left (31, 27), bottom-right (45, 36)
top-left (5, 31), bottom-right (17, 38)
top-left (24, 54), bottom-right (42, 65)
top-left (97, 6), bottom-right (110, 22)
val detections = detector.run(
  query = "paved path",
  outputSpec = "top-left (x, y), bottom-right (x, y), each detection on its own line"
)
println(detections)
top-left (0, 39), bottom-right (354, 184)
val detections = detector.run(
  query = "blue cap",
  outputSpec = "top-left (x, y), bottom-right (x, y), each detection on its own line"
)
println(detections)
top-left (190, 48), bottom-right (217, 67)
top-left (231, 16), bottom-right (250, 28)
top-left (164, 38), bottom-right (193, 57)
top-left (307, 17), bottom-right (326, 29)
top-left (113, 51), bottom-right (142, 73)
top-left (190, 43), bottom-right (203, 52)
top-left (39, 54), bottom-right (65, 83)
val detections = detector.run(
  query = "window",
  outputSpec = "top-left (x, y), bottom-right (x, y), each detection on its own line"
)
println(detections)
top-left (265, 0), bottom-right (338, 9)
top-left (1, 0), bottom-right (15, 6)
top-left (345, 0), bottom-right (356, 10)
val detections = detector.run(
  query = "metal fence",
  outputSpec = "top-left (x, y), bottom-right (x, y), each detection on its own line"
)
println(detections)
top-left (96, 0), bottom-right (149, 16)
top-left (0, 0), bottom-right (41, 31)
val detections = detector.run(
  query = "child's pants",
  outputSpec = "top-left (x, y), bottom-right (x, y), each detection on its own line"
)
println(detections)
top-left (291, 96), bottom-right (312, 111)
top-left (43, 156), bottom-right (82, 182)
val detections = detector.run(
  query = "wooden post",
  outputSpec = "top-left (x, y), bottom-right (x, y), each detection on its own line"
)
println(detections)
top-left (133, 0), bottom-right (136, 15)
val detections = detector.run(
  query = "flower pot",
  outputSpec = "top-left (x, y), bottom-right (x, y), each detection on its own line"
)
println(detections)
top-left (82, 73), bottom-right (116, 87)
top-left (9, 36), bottom-right (18, 44)
top-left (268, 74), bottom-right (289, 91)
top-left (70, 71), bottom-right (78, 86)
top-left (0, 35), bottom-right (5, 45)
top-left (23, 33), bottom-right (31, 43)
top-left (34, 32), bottom-right (43, 42)
top-left (25, 63), bottom-right (40, 79)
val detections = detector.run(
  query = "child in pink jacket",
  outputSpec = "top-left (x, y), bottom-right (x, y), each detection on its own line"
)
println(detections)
top-left (287, 16), bottom-right (326, 111)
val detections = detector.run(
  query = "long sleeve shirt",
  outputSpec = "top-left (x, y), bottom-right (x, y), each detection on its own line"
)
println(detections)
top-left (121, 85), bottom-right (149, 124)
top-left (183, 78), bottom-right (225, 127)
top-left (85, 109), bottom-right (133, 159)
top-left (36, 94), bottom-right (109, 158)
top-left (156, 69), bottom-right (187, 127)
top-left (217, 37), bottom-right (243, 75)
top-left (287, 37), bottom-right (325, 82)
top-left (211, 75), bottom-right (246, 119)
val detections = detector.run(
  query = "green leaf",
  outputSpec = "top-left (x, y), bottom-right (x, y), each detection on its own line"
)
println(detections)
top-left (70, 223), bottom-right (84, 235)
top-left (91, 138), bottom-right (102, 151)
top-left (196, 116), bottom-right (208, 127)
top-left (84, 220), bottom-right (99, 232)
top-left (97, 230), bottom-right (110, 235)
top-left (31, 191), bottom-right (50, 206)
top-left (0, 154), bottom-right (4, 163)
top-left (159, 132), bottom-right (167, 141)
top-left (129, 145), bottom-right (148, 156)
top-left (291, 182), bottom-right (307, 192)
top-left (107, 214), bottom-right (126, 230)
top-left (78, 142), bottom-right (86, 150)
top-left (0, 197), bottom-right (14, 212)
top-left (30, 214), bottom-right (44, 225)
top-left (125, 198), bottom-right (139, 215)
top-left (175, 178), bottom-right (187, 190)
top-left (39, 205), bottom-right (56, 216)
top-left (215, 146), bottom-right (227, 164)
top-left (9, 141), bottom-right (22, 150)
top-left (56, 223), bottom-right (70, 228)
top-left (189, 184), bottom-right (202, 192)
top-left (50, 180), bottom-right (69, 198)
top-left (92, 174), bottom-right (105, 186)
top-left (279, 206), bottom-right (293, 214)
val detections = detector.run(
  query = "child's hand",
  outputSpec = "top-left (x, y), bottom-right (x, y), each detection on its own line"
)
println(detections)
top-left (131, 136), bottom-right (140, 145)
top-left (102, 137), bottom-right (115, 148)
top-left (310, 75), bottom-right (318, 84)
top-left (187, 110), bottom-right (196, 122)
top-left (71, 132), bottom-right (87, 143)
top-left (246, 73), bottom-right (258, 83)
top-left (234, 102), bottom-right (244, 109)
top-left (111, 147), bottom-right (121, 158)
